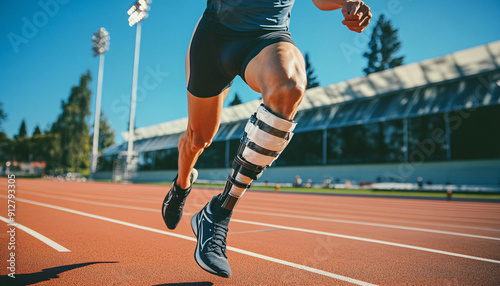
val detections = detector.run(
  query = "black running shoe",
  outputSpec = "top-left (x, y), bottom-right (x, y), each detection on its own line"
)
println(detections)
top-left (162, 169), bottom-right (198, 230)
top-left (191, 196), bottom-right (232, 278)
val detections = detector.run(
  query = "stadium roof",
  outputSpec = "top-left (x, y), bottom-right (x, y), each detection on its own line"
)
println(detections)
top-left (106, 41), bottom-right (500, 155)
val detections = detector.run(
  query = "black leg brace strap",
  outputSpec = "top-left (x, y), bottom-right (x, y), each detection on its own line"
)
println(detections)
top-left (242, 136), bottom-right (280, 158)
top-left (233, 155), bottom-right (266, 181)
top-left (249, 113), bottom-right (291, 140)
top-left (226, 175), bottom-right (251, 190)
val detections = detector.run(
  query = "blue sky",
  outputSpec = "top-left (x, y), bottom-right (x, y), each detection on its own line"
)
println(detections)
top-left (1, 0), bottom-right (500, 143)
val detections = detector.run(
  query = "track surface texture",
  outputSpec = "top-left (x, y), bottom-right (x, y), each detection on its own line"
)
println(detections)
top-left (1, 179), bottom-right (499, 285)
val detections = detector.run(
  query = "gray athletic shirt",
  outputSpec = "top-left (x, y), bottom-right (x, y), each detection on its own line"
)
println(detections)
top-left (202, 0), bottom-right (295, 34)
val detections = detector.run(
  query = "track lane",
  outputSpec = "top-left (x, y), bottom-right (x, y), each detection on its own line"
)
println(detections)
top-left (10, 186), bottom-right (500, 262)
top-left (8, 190), bottom-right (500, 263)
top-left (1, 179), bottom-right (500, 285)
top-left (17, 182), bottom-right (500, 232)
top-left (17, 188), bottom-right (500, 241)
top-left (5, 195), bottom-right (500, 286)
top-left (16, 183), bottom-right (500, 237)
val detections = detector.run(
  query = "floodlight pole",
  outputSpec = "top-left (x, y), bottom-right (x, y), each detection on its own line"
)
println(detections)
top-left (91, 53), bottom-right (105, 174)
top-left (125, 0), bottom-right (150, 179)
top-left (126, 20), bottom-right (142, 172)
top-left (90, 27), bottom-right (109, 176)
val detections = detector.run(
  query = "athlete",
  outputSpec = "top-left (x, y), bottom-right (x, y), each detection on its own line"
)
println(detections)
top-left (162, 0), bottom-right (372, 277)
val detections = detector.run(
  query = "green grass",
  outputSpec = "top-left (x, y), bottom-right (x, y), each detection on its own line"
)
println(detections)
top-left (0, 174), bottom-right (41, 179)
top-left (137, 181), bottom-right (500, 199)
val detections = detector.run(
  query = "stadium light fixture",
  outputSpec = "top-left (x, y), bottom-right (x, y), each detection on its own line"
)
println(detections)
top-left (91, 27), bottom-right (110, 56)
top-left (90, 27), bottom-right (110, 175)
top-left (126, 0), bottom-right (151, 179)
top-left (127, 0), bottom-right (150, 27)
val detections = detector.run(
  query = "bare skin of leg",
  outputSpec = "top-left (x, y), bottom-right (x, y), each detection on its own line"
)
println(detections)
top-left (245, 42), bottom-right (307, 120)
top-left (176, 90), bottom-right (229, 189)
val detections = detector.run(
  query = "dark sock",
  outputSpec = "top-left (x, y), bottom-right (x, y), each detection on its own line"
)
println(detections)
top-left (174, 184), bottom-right (190, 193)
top-left (174, 176), bottom-right (191, 193)
top-left (211, 195), bottom-right (232, 225)
top-left (212, 194), bottom-right (223, 211)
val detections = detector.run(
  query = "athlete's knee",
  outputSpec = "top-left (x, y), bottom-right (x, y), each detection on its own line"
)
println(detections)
top-left (265, 77), bottom-right (305, 119)
top-left (192, 130), bottom-right (213, 151)
top-left (182, 129), bottom-right (213, 152)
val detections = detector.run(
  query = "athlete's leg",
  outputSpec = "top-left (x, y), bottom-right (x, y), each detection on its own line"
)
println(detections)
top-left (190, 41), bottom-right (306, 276)
top-left (162, 19), bottom-right (231, 230)
top-left (176, 16), bottom-right (232, 189)
top-left (213, 42), bottom-right (306, 210)
top-left (176, 91), bottom-right (228, 189)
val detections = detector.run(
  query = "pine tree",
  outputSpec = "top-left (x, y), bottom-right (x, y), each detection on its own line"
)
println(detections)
top-left (229, 93), bottom-right (242, 106)
top-left (33, 125), bottom-right (42, 136)
top-left (17, 119), bottom-right (27, 138)
top-left (0, 101), bottom-right (8, 165)
top-left (50, 71), bottom-right (92, 171)
top-left (363, 14), bottom-right (404, 75)
top-left (305, 53), bottom-right (320, 89)
top-left (95, 112), bottom-right (115, 151)
top-left (0, 101), bottom-right (6, 131)
top-left (0, 132), bottom-right (12, 165)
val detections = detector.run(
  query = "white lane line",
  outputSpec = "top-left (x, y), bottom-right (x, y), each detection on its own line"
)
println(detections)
top-left (7, 197), bottom-right (375, 286)
top-left (0, 216), bottom-right (70, 252)
top-left (243, 195), bottom-right (500, 214)
top-left (229, 218), bottom-right (500, 264)
top-left (17, 190), bottom-right (500, 241)
top-left (17, 190), bottom-right (162, 212)
top-left (21, 188), bottom-right (160, 204)
top-left (225, 247), bottom-right (376, 286)
top-left (237, 204), bottom-right (500, 230)
top-left (235, 210), bottom-right (500, 241)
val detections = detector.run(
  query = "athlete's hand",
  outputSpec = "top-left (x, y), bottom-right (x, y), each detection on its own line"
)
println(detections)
top-left (342, 0), bottom-right (372, 33)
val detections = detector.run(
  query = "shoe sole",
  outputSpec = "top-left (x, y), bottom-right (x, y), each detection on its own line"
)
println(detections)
top-left (191, 210), bottom-right (230, 278)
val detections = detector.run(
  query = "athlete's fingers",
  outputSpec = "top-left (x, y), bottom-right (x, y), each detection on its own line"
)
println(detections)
top-left (359, 11), bottom-right (372, 30)
top-left (342, 1), bottom-right (361, 17)
top-left (349, 1), bottom-right (361, 15)
top-left (342, 20), bottom-right (359, 27)
top-left (342, 16), bottom-right (366, 28)
top-left (342, 18), bottom-right (369, 33)
top-left (342, 1), bottom-right (372, 33)
top-left (344, 14), bottom-right (361, 21)
top-left (358, 5), bottom-right (372, 29)
top-left (357, 4), bottom-right (370, 20)
top-left (342, 20), bottom-right (361, 32)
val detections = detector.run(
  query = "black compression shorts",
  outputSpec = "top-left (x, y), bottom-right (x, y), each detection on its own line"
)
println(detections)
top-left (187, 20), bottom-right (296, 98)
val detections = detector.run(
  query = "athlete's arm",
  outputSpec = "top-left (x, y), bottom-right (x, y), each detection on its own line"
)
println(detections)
top-left (312, 0), bottom-right (343, 11)
top-left (312, 0), bottom-right (372, 33)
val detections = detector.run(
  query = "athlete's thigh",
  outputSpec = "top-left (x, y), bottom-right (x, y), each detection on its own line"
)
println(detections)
top-left (244, 41), bottom-right (306, 95)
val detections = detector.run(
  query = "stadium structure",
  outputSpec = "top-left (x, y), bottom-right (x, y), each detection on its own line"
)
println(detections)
top-left (95, 41), bottom-right (500, 189)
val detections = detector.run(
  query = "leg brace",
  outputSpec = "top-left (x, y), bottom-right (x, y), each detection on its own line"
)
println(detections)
top-left (222, 104), bottom-right (297, 202)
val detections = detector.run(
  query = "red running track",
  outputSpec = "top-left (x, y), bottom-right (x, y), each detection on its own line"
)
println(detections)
top-left (1, 179), bottom-right (499, 285)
